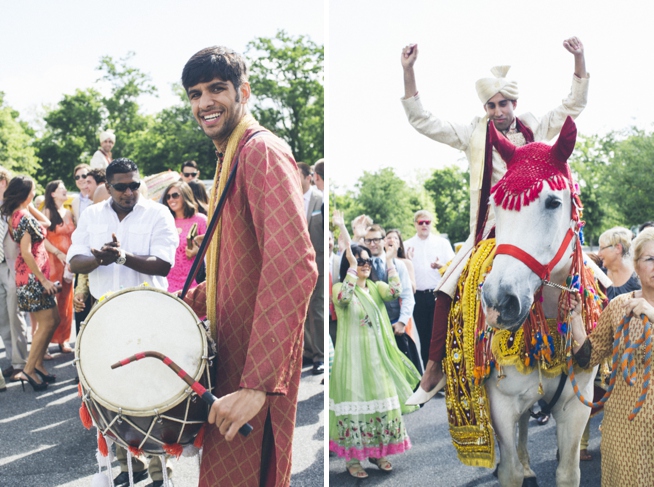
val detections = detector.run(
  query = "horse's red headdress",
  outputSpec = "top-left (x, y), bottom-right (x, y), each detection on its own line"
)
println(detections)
top-left (489, 116), bottom-right (577, 211)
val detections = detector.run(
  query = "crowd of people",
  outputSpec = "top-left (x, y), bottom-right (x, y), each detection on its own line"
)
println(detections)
top-left (1, 45), bottom-right (321, 487)
top-left (328, 35), bottom-right (653, 486)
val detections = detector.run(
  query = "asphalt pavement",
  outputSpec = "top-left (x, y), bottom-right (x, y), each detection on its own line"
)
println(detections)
top-left (0, 338), bottom-right (324, 487)
top-left (329, 391), bottom-right (603, 486)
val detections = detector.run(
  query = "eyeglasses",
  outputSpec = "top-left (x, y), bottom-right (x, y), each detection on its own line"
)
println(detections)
top-left (599, 245), bottom-right (614, 251)
top-left (74, 173), bottom-right (88, 180)
top-left (109, 181), bottom-right (141, 192)
top-left (357, 258), bottom-right (372, 267)
top-left (416, 220), bottom-right (431, 226)
top-left (166, 192), bottom-right (181, 201)
top-left (363, 238), bottom-right (383, 244)
top-left (183, 172), bottom-right (198, 178)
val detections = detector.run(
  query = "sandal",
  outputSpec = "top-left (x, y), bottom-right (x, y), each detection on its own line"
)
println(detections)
top-left (369, 456), bottom-right (392, 472)
top-left (580, 449), bottom-right (592, 461)
top-left (346, 461), bottom-right (368, 479)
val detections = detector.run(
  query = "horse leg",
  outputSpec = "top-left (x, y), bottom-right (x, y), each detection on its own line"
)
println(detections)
top-left (489, 399), bottom-right (524, 487)
top-left (552, 372), bottom-right (594, 487)
top-left (517, 410), bottom-right (538, 485)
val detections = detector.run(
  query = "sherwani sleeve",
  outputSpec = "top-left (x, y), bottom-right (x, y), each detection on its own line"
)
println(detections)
top-left (401, 94), bottom-right (476, 151)
top-left (238, 139), bottom-right (318, 395)
top-left (182, 281), bottom-right (207, 318)
top-left (529, 75), bottom-right (589, 142)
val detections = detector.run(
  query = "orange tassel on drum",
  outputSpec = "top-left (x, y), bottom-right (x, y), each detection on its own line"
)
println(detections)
top-left (79, 402), bottom-right (93, 429)
top-left (128, 446), bottom-right (144, 457)
top-left (194, 423), bottom-right (206, 448)
top-left (163, 443), bottom-right (184, 458)
top-left (77, 383), bottom-right (82, 398)
top-left (98, 432), bottom-right (109, 457)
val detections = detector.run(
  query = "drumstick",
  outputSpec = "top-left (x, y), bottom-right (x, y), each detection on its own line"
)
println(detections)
top-left (111, 351), bottom-right (253, 437)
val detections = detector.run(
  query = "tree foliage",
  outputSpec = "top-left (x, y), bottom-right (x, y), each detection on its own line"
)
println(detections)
top-left (345, 167), bottom-right (421, 237)
top-left (0, 92), bottom-right (40, 176)
top-left (246, 30), bottom-right (324, 164)
top-left (423, 165), bottom-right (470, 243)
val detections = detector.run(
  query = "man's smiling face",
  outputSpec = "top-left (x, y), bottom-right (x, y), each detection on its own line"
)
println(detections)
top-left (187, 77), bottom-right (249, 146)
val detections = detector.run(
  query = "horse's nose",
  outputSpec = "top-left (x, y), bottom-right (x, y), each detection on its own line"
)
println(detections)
top-left (483, 284), bottom-right (525, 330)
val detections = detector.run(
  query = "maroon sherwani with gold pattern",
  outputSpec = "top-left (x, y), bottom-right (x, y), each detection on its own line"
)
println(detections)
top-left (183, 126), bottom-right (318, 486)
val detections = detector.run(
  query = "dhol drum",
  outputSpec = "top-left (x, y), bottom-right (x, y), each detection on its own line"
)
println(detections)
top-left (76, 286), bottom-right (214, 454)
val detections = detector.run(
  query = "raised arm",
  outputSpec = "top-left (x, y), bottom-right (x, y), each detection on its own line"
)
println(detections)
top-left (563, 36), bottom-right (587, 79)
top-left (401, 44), bottom-right (419, 99)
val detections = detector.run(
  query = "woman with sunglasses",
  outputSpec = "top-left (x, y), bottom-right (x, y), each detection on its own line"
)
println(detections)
top-left (330, 211), bottom-right (420, 479)
top-left (1, 176), bottom-right (61, 391)
top-left (160, 181), bottom-right (207, 293)
top-left (43, 180), bottom-right (75, 355)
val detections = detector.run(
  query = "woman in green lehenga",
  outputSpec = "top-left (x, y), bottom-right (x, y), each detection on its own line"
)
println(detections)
top-left (330, 212), bottom-right (420, 479)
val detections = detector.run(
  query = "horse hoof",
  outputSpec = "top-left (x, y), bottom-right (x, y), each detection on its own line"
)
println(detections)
top-left (522, 477), bottom-right (539, 487)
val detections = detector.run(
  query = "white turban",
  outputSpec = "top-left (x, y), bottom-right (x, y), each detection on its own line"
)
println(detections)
top-left (475, 66), bottom-right (519, 104)
top-left (99, 129), bottom-right (116, 143)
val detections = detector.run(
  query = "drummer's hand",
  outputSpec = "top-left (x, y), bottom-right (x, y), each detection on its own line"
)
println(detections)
top-left (91, 247), bottom-right (117, 266)
top-left (73, 293), bottom-right (86, 312)
top-left (209, 388), bottom-right (266, 441)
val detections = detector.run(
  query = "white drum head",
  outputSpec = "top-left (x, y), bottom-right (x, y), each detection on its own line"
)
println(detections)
top-left (77, 287), bottom-right (206, 415)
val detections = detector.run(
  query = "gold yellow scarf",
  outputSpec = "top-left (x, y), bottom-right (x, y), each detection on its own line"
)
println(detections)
top-left (206, 114), bottom-right (258, 339)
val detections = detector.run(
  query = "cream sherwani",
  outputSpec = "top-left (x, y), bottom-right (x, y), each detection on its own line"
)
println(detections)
top-left (402, 75), bottom-right (589, 297)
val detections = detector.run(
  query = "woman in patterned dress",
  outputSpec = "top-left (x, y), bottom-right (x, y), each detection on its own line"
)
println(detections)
top-left (330, 212), bottom-right (420, 479)
top-left (43, 180), bottom-right (75, 354)
top-left (571, 228), bottom-right (654, 486)
top-left (1, 176), bottom-right (61, 390)
top-left (160, 181), bottom-right (207, 292)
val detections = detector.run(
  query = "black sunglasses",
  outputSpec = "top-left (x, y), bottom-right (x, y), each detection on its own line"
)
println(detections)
top-left (74, 173), bottom-right (88, 180)
top-left (109, 181), bottom-right (141, 192)
top-left (165, 192), bottom-right (181, 201)
top-left (183, 172), bottom-right (198, 178)
top-left (357, 258), bottom-right (372, 267)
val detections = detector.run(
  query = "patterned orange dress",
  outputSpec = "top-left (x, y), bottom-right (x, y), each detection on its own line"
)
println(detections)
top-left (47, 212), bottom-right (75, 345)
top-left (587, 292), bottom-right (654, 486)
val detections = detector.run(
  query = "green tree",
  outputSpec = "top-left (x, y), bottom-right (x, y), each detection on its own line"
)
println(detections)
top-left (604, 128), bottom-right (654, 230)
top-left (96, 52), bottom-right (157, 163)
top-left (0, 93), bottom-right (40, 176)
top-left (34, 88), bottom-right (104, 186)
top-left (569, 134), bottom-right (615, 246)
top-left (246, 30), bottom-right (324, 164)
top-left (348, 167), bottom-right (419, 237)
top-left (423, 165), bottom-right (470, 243)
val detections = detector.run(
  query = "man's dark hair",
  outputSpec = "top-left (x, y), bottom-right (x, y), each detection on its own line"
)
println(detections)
top-left (366, 224), bottom-right (386, 239)
top-left (182, 46), bottom-right (248, 93)
top-left (106, 158), bottom-right (138, 182)
top-left (88, 168), bottom-right (106, 184)
top-left (297, 162), bottom-right (312, 179)
top-left (314, 159), bottom-right (324, 179)
top-left (639, 221), bottom-right (654, 233)
top-left (181, 160), bottom-right (198, 171)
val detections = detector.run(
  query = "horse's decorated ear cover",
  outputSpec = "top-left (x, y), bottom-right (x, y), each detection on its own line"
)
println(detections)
top-left (489, 116), bottom-right (577, 211)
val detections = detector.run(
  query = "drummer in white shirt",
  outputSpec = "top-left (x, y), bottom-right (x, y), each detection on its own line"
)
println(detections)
top-left (68, 157), bottom-right (178, 487)
top-left (404, 209), bottom-right (454, 368)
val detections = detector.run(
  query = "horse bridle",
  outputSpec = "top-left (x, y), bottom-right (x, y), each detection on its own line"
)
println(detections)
top-left (494, 225), bottom-right (577, 293)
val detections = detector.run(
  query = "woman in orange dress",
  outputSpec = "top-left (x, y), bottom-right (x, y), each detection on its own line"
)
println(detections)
top-left (43, 180), bottom-right (75, 353)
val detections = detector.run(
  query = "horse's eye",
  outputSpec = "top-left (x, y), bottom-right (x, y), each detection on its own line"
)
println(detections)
top-left (545, 197), bottom-right (561, 210)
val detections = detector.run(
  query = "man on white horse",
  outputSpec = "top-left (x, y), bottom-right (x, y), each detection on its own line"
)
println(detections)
top-left (400, 37), bottom-right (590, 404)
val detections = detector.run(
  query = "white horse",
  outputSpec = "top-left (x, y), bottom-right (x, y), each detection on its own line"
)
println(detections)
top-left (481, 117), bottom-right (597, 487)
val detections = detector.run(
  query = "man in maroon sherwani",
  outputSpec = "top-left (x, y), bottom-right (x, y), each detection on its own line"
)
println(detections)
top-left (180, 46), bottom-right (318, 487)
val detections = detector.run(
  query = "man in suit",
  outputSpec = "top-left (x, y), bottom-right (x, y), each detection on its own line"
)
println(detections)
top-left (0, 166), bottom-right (29, 383)
top-left (298, 162), bottom-right (324, 374)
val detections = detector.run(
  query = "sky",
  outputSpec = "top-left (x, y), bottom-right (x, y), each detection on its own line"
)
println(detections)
top-left (0, 0), bottom-right (324, 124)
top-left (329, 0), bottom-right (654, 191)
